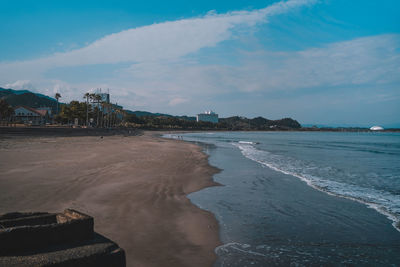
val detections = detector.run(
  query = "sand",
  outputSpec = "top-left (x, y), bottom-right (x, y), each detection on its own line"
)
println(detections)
top-left (0, 132), bottom-right (221, 267)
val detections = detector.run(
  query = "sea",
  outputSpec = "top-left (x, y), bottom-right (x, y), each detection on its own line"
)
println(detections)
top-left (165, 131), bottom-right (400, 266)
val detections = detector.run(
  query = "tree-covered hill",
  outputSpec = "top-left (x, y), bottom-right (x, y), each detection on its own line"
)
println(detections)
top-left (219, 116), bottom-right (301, 130)
top-left (126, 110), bottom-right (196, 121)
top-left (0, 88), bottom-right (58, 113)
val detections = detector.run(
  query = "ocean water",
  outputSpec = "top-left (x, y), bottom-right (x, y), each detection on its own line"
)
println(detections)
top-left (165, 132), bottom-right (400, 266)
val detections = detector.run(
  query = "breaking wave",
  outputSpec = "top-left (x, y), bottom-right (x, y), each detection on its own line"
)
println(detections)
top-left (233, 142), bottom-right (400, 232)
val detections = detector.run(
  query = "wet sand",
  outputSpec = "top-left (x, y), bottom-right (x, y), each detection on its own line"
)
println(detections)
top-left (0, 132), bottom-right (221, 267)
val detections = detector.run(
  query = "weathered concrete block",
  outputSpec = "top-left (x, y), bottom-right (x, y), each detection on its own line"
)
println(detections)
top-left (0, 209), bottom-right (125, 267)
top-left (0, 209), bottom-right (94, 254)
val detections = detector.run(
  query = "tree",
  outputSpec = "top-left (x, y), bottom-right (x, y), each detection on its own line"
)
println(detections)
top-left (0, 99), bottom-right (14, 125)
top-left (113, 107), bottom-right (124, 127)
top-left (90, 93), bottom-right (102, 127)
top-left (101, 101), bottom-right (109, 128)
top-left (57, 100), bottom-right (88, 125)
top-left (83, 92), bottom-right (90, 126)
top-left (55, 93), bottom-right (61, 115)
top-left (125, 114), bottom-right (144, 124)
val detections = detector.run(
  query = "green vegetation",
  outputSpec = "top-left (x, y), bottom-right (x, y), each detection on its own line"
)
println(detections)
top-left (124, 114), bottom-right (301, 130)
top-left (1, 87), bottom-right (302, 130)
top-left (0, 87), bottom-right (58, 112)
top-left (0, 99), bottom-right (14, 125)
top-left (55, 93), bottom-right (61, 115)
top-left (56, 97), bottom-right (123, 128)
top-left (219, 116), bottom-right (301, 130)
top-left (124, 114), bottom-right (218, 129)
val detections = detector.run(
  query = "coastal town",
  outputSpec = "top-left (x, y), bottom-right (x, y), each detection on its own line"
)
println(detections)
top-left (0, 87), bottom-right (308, 131)
top-left (0, 89), bottom-right (124, 127)
top-left (0, 87), bottom-right (391, 132)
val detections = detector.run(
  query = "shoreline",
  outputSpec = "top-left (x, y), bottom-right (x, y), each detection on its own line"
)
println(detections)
top-left (1, 126), bottom-right (399, 138)
top-left (172, 131), bottom-right (400, 232)
top-left (180, 131), bottom-right (400, 265)
top-left (235, 144), bottom-right (400, 232)
top-left (0, 132), bottom-right (222, 266)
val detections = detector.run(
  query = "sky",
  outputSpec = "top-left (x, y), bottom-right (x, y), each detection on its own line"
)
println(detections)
top-left (0, 0), bottom-right (399, 127)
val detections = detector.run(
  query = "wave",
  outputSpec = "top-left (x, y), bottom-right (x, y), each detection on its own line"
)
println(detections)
top-left (233, 142), bottom-right (400, 232)
top-left (216, 242), bottom-right (268, 257)
top-left (238, 141), bottom-right (259, 145)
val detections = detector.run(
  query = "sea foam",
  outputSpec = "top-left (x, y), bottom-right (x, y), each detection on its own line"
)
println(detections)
top-left (233, 141), bottom-right (400, 232)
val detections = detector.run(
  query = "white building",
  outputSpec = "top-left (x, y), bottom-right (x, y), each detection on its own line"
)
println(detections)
top-left (98, 93), bottom-right (110, 104)
top-left (370, 126), bottom-right (384, 131)
top-left (14, 106), bottom-right (50, 125)
top-left (197, 110), bottom-right (219, 123)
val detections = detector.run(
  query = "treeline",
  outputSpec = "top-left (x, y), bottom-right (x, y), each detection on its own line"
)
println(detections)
top-left (56, 100), bottom-right (123, 128)
top-left (0, 99), bottom-right (14, 125)
top-left (219, 116), bottom-right (301, 130)
top-left (124, 114), bottom-right (302, 130)
top-left (124, 114), bottom-right (218, 129)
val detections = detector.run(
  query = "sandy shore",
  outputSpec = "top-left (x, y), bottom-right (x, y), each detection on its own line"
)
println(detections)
top-left (0, 132), bottom-right (221, 267)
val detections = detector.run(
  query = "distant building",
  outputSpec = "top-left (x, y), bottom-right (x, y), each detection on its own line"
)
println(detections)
top-left (98, 93), bottom-right (110, 104)
top-left (197, 110), bottom-right (218, 123)
top-left (92, 93), bottom-right (110, 110)
top-left (370, 126), bottom-right (384, 131)
top-left (92, 90), bottom-right (124, 120)
top-left (14, 106), bottom-right (51, 125)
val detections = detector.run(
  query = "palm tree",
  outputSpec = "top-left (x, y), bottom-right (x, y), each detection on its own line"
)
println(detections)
top-left (55, 93), bottom-right (61, 115)
top-left (91, 93), bottom-right (102, 127)
top-left (103, 102), bottom-right (111, 128)
top-left (113, 107), bottom-right (123, 127)
top-left (102, 102), bottom-right (108, 128)
top-left (83, 92), bottom-right (90, 126)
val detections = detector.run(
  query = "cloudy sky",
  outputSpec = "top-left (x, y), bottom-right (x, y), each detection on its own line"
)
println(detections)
top-left (1, 0), bottom-right (399, 126)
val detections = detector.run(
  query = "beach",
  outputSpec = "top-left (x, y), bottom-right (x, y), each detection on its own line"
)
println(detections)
top-left (0, 132), bottom-right (221, 267)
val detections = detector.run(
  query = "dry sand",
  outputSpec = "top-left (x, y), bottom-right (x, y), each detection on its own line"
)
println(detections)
top-left (0, 132), bottom-right (221, 267)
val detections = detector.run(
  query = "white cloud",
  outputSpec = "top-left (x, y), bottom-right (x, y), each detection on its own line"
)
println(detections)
top-left (0, 0), bottom-right (315, 74)
top-left (3, 80), bottom-right (36, 91)
top-left (102, 34), bottom-right (399, 113)
top-left (0, 0), bottom-right (317, 107)
top-left (168, 97), bottom-right (189, 106)
top-left (59, 0), bottom-right (312, 66)
top-left (156, 34), bottom-right (400, 94)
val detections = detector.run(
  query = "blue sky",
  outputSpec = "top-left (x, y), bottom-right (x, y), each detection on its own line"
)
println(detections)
top-left (0, 0), bottom-right (399, 127)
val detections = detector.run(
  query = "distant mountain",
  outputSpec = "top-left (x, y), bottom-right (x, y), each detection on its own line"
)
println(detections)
top-left (0, 87), bottom-right (58, 112)
top-left (0, 87), bottom-right (56, 101)
top-left (125, 111), bottom-right (301, 129)
top-left (125, 110), bottom-right (196, 121)
top-left (125, 110), bottom-right (172, 117)
top-left (220, 116), bottom-right (301, 130)
top-left (0, 88), bottom-right (32, 97)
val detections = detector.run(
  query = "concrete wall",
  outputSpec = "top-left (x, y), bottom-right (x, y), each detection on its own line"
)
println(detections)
top-left (0, 209), bottom-right (93, 255)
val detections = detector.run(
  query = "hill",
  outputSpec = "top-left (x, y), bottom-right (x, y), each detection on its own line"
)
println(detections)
top-left (220, 116), bottom-right (301, 130)
top-left (0, 87), bottom-right (58, 112)
top-left (125, 110), bottom-right (196, 121)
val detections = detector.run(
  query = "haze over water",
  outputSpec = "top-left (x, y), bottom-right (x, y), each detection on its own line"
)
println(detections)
top-left (167, 132), bottom-right (400, 266)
